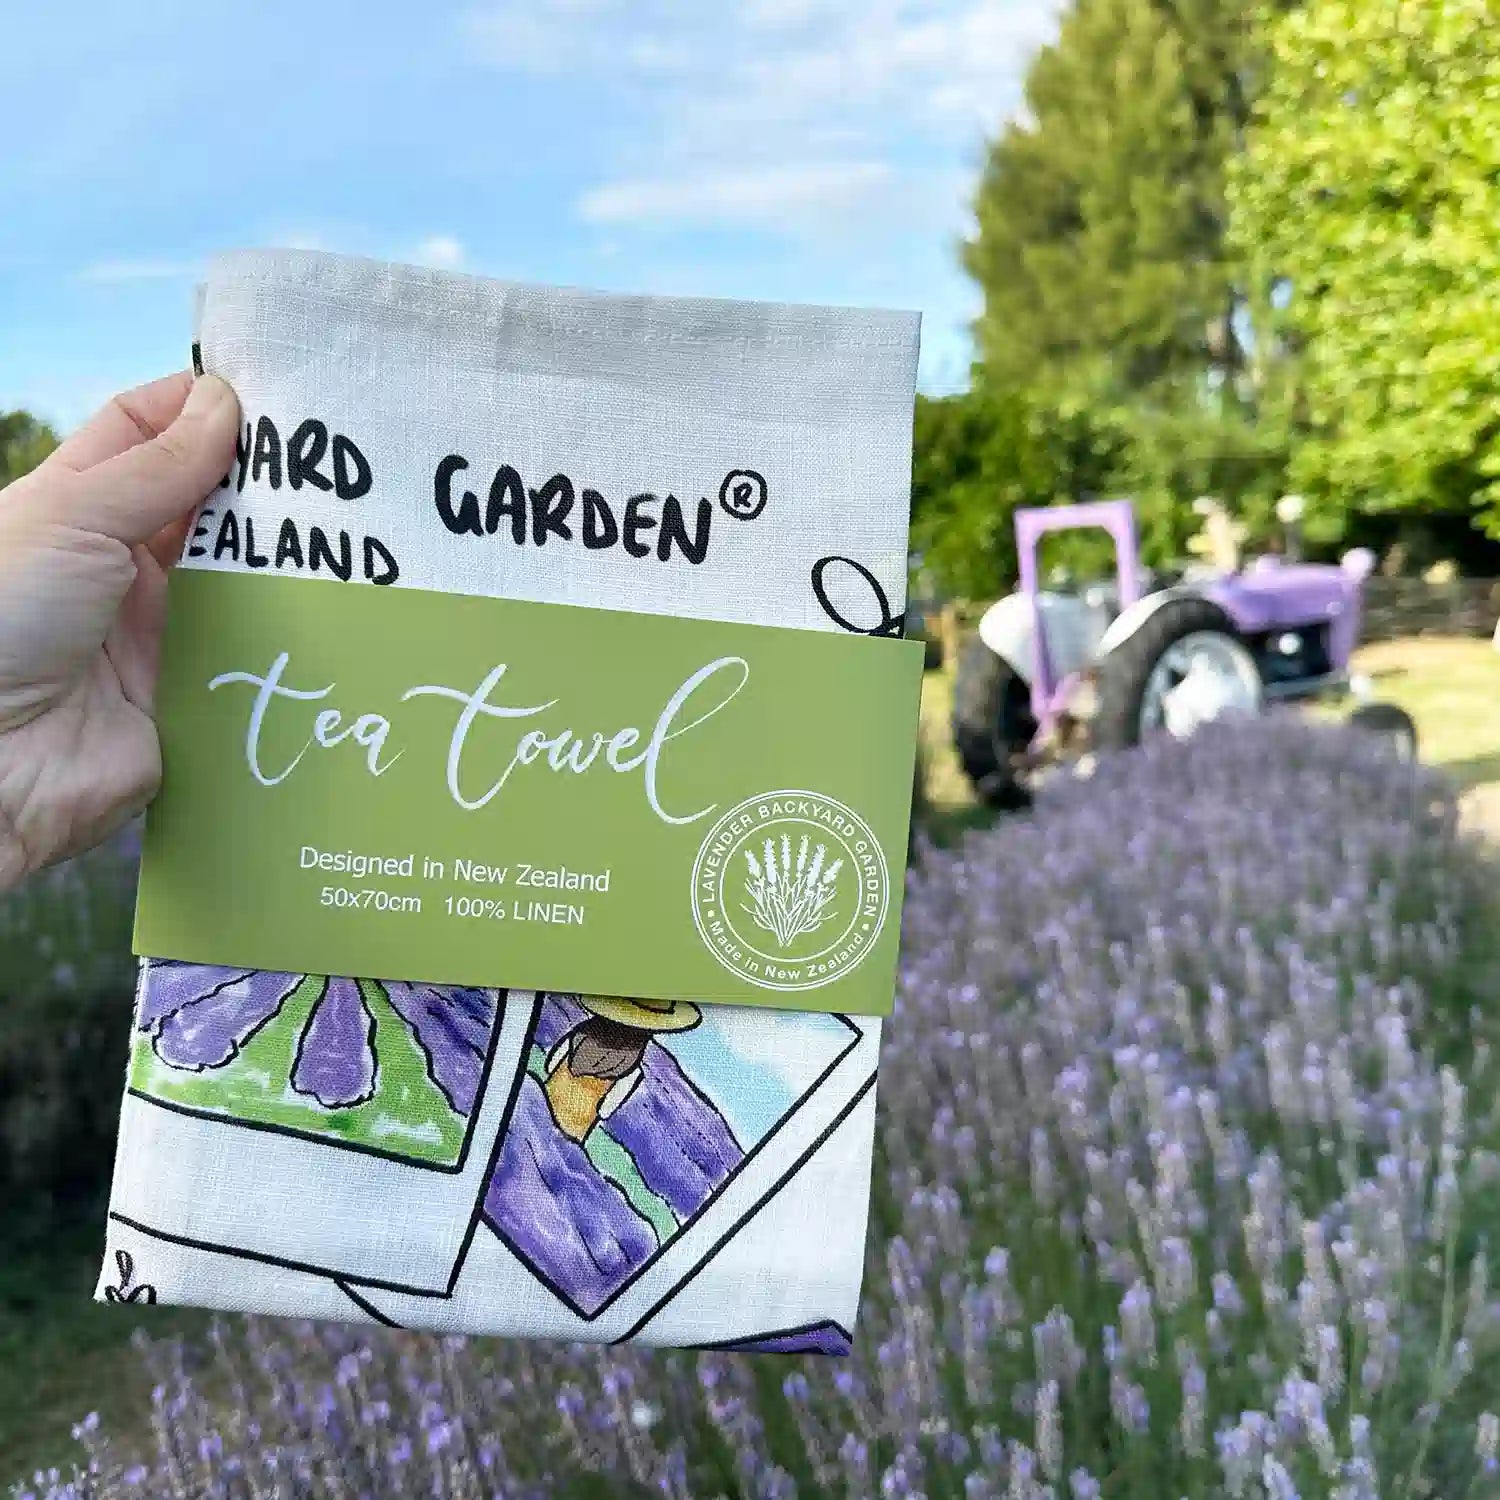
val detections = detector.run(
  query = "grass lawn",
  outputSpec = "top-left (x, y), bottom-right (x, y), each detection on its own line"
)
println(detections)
top-left (1350, 636), bottom-right (1500, 833)
top-left (915, 659), bottom-right (991, 840)
top-left (916, 659), bottom-right (974, 814)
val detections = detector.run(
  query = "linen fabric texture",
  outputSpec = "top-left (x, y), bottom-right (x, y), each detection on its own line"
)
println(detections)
top-left (100, 249), bottom-right (919, 1354)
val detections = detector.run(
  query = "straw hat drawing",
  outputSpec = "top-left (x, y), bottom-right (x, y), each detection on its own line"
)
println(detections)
top-left (542, 993), bottom-right (702, 1143)
top-left (572, 993), bottom-right (702, 1033)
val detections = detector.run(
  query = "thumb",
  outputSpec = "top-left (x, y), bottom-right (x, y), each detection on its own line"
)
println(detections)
top-left (53, 375), bottom-right (240, 547)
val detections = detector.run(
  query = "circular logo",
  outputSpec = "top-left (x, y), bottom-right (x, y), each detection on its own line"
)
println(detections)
top-left (690, 790), bottom-right (890, 992)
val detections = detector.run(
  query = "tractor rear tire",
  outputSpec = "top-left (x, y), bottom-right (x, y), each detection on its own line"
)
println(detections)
top-left (1095, 596), bottom-right (1257, 750)
top-left (951, 635), bottom-right (1034, 809)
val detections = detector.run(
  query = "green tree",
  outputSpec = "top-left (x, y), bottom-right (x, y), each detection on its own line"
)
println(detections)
top-left (963, 0), bottom-right (1294, 554)
top-left (1231, 0), bottom-right (1500, 540)
top-left (0, 410), bottom-right (58, 489)
top-left (910, 385), bottom-right (1122, 599)
top-left (966, 0), bottom-right (1238, 391)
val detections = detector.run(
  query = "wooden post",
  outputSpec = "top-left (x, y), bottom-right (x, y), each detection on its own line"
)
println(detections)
top-left (939, 601), bottom-right (963, 668)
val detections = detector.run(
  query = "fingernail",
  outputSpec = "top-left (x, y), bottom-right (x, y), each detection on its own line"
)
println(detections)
top-left (184, 373), bottom-right (235, 418)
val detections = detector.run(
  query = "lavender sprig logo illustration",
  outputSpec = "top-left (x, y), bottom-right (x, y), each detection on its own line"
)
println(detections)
top-left (741, 834), bottom-right (844, 949)
top-left (692, 790), bottom-right (891, 992)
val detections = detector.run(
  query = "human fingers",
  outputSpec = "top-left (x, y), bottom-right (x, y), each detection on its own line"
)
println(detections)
top-left (40, 371), bottom-right (197, 475)
top-left (42, 376), bottom-right (238, 547)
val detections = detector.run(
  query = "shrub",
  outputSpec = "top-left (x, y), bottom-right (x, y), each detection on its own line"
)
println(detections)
top-left (19, 721), bottom-right (1500, 1499)
top-left (0, 833), bottom-right (138, 1228)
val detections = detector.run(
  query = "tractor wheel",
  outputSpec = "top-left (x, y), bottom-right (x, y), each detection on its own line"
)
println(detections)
top-left (1095, 597), bottom-right (1262, 749)
top-left (951, 634), bottom-right (1035, 808)
top-left (1348, 702), bottom-right (1418, 762)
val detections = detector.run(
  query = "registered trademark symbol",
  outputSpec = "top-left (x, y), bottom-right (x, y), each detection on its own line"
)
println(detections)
top-left (719, 469), bottom-right (768, 521)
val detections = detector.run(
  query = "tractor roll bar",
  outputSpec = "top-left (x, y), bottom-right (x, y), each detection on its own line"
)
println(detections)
top-left (1014, 499), bottom-right (1143, 724)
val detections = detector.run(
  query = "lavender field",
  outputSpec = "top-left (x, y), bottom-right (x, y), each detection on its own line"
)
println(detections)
top-left (14, 719), bottom-right (1500, 1499)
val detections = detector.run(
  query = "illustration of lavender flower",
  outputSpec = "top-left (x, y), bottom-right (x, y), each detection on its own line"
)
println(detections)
top-left (741, 833), bottom-right (843, 948)
top-left (483, 994), bottom-right (851, 1317)
top-left (130, 961), bottom-right (500, 1165)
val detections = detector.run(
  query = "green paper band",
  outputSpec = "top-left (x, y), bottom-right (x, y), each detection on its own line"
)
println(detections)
top-left (135, 571), bottom-right (923, 1017)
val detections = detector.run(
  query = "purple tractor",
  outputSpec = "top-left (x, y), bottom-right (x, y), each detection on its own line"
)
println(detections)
top-left (952, 498), bottom-right (1416, 806)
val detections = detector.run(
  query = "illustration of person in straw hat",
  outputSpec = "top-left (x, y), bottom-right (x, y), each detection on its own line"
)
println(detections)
top-left (542, 993), bottom-right (702, 1144)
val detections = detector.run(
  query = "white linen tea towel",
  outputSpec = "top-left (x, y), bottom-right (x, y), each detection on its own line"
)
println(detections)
top-left (102, 249), bottom-right (919, 1353)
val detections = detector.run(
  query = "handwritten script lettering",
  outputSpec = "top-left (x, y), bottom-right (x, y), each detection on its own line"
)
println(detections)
top-left (207, 654), bottom-right (750, 826)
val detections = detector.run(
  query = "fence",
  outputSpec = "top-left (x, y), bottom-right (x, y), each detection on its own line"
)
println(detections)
top-left (1361, 577), bottom-right (1500, 643)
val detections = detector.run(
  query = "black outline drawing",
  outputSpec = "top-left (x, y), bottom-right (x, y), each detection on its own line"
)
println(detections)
top-left (718, 469), bottom-right (768, 522)
top-left (810, 556), bottom-right (905, 637)
top-left (103, 1249), bottom-right (157, 1306)
top-left (109, 998), bottom-right (543, 1300)
top-left (129, 978), bottom-right (511, 1176)
top-left (384, 982), bottom-right (487, 1116)
top-left (142, 965), bottom-right (303, 1074)
top-left (289, 978), bottom-right (381, 1110)
top-left (612, 1070), bottom-right (876, 1344)
top-left (337, 1280), bottom-right (405, 1327)
top-left (691, 1317), bottom-right (854, 1355)
top-left (483, 1007), bottom-right (863, 1322)
top-left (114, 1003), bottom-right (877, 1343)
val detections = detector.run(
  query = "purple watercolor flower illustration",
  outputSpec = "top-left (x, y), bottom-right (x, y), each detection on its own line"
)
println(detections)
top-left (292, 974), bottom-right (380, 1108)
top-left (484, 993), bottom-right (764, 1315)
top-left (702, 1320), bottom-right (853, 1356)
top-left (132, 962), bottom-right (502, 1159)
top-left (381, 980), bottom-right (498, 1119)
top-left (139, 965), bottom-right (303, 1072)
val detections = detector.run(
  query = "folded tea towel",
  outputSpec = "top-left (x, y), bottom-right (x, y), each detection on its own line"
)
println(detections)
top-left (101, 249), bottom-right (919, 1353)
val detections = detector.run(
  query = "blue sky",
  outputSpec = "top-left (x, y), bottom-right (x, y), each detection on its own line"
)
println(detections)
top-left (0, 0), bottom-right (1057, 433)
top-left (670, 1006), bottom-right (853, 1143)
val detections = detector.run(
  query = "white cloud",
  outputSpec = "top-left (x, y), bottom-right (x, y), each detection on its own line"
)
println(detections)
top-left (236, 230), bottom-right (465, 272)
top-left (462, 0), bottom-right (1056, 243)
top-left (79, 258), bottom-right (198, 284)
top-left (409, 235), bottom-right (466, 270)
top-left (460, 0), bottom-right (616, 72)
top-left (578, 163), bottom-right (892, 230)
top-left (740, 0), bottom-right (841, 27)
top-left (462, 0), bottom-right (1056, 130)
top-left (690, 1005), bottom-right (851, 1095)
top-left (623, 35), bottom-right (695, 72)
top-left (723, 0), bottom-right (1062, 136)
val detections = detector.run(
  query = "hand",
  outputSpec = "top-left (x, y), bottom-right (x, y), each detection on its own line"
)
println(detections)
top-left (0, 373), bottom-right (240, 888)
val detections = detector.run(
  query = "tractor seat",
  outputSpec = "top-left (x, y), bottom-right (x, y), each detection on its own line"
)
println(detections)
top-left (1078, 571), bottom-right (1179, 623)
